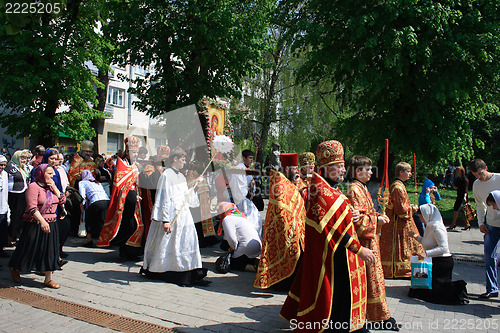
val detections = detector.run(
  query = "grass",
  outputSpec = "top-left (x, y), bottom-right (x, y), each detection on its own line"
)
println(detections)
top-left (405, 183), bottom-right (477, 225)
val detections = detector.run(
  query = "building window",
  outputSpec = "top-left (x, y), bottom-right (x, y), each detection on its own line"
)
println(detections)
top-left (135, 65), bottom-right (147, 76)
top-left (107, 132), bottom-right (124, 154)
top-left (107, 87), bottom-right (125, 107)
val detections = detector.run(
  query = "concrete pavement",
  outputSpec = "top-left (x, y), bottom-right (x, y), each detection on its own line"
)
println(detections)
top-left (0, 224), bottom-right (498, 332)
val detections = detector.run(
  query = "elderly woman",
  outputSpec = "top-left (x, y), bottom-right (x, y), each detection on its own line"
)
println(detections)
top-left (39, 149), bottom-right (71, 259)
top-left (6, 150), bottom-right (30, 244)
top-left (9, 164), bottom-right (66, 289)
top-left (408, 203), bottom-right (468, 304)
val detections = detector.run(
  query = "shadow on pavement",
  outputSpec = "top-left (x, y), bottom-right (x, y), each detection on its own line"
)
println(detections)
top-left (178, 304), bottom-right (288, 333)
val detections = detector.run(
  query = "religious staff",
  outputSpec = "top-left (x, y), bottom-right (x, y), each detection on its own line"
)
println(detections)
top-left (140, 148), bottom-right (210, 287)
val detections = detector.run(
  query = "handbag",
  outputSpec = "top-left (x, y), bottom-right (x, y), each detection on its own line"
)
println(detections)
top-left (462, 203), bottom-right (476, 223)
top-left (215, 252), bottom-right (231, 274)
top-left (411, 256), bottom-right (432, 289)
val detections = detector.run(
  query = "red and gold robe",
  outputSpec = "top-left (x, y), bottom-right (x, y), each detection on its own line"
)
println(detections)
top-left (280, 173), bottom-right (367, 332)
top-left (67, 153), bottom-right (96, 187)
top-left (296, 177), bottom-right (309, 201)
top-left (380, 180), bottom-right (423, 278)
top-left (97, 157), bottom-right (143, 247)
top-left (347, 180), bottom-right (391, 322)
top-left (254, 169), bottom-right (305, 289)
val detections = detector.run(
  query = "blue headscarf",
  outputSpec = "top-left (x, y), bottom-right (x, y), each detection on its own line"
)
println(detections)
top-left (418, 178), bottom-right (441, 206)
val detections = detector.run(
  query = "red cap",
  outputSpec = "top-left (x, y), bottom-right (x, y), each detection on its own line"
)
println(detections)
top-left (280, 153), bottom-right (299, 169)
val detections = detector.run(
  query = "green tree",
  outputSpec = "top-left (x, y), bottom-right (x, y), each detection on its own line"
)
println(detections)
top-left (233, 28), bottom-right (349, 164)
top-left (282, 0), bottom-right (500, 170)
top-left (0, 0), bottom-right (113, 148)
top-left (106, 0), bottom-right (274, 117)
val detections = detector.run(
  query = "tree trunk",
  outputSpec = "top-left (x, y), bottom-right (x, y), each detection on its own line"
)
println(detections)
top-left (37, 99), bottom-right (59, 149)
top-left (90, 69), bottom-right (110, 153)
top-left (256, 57), bottom-right (281, 165)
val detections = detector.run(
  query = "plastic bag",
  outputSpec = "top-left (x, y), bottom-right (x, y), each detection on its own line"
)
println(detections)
top-left (411, 256), bottom-right (432, 289)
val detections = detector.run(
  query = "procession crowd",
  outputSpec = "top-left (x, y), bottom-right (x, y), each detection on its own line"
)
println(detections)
top-left (0, 136), bottom-right (499, 333)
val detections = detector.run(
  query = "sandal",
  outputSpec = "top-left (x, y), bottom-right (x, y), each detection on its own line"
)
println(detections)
top-left (9, 267), bottom-right (20, 283)
top-left (44, 280), bottom-right (60, 289)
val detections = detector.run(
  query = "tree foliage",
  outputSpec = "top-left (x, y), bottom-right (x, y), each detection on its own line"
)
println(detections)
top-left (232, 10), bottom-right (348, 165)
top-left (0, 0), bottom-right (113, 147)
top-left (282, 0), bottom-right (500, 171)
top-left (106, 0), bottom-right (274, 116)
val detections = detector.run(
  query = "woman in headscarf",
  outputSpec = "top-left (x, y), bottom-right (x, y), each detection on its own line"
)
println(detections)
top-left (78, 169), bottom-right (109, 247)
top-left (486, 190), bottom-right (500, 211)
top-left (6, 150), bottom-right (30, 244)
top-left (408, 203), bottom-right (469, 304)
top-left (39, 149), bottom-right (71, 259)
top-left (8, 164), bottom-right (66, 289)
top-left (415, 178), bottom-right (441, 236)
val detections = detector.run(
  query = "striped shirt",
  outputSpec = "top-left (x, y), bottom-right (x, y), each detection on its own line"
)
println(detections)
top-left (79, 180), bottom-right (109, 207)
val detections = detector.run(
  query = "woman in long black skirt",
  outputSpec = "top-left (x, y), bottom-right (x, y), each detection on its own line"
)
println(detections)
top-left (9, 163), bottom-right (66, 289)
top-left (408, 204), bottom-right (468, 304)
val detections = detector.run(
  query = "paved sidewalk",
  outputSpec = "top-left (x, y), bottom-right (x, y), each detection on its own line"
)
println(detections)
top-left (0, 225), bottom-right (498, 332)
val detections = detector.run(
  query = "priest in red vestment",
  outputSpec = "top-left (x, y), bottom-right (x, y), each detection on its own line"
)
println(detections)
top-left (67, 140), bottom-right (96, 187)
top-left (280, 140), bottom-right (376, 333)
top-left (254, 153), bottom-right (306, 290)
top-left (97, 136), bottom-right (144, 261)
top-left (298, 152), bottom-right (315, 199)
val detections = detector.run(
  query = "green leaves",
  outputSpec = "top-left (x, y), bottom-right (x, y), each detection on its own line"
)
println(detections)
top-left (107, 0), bottom-right (274, 116)
top-left (282, 0), bottom-right (500, 171)
top-left (0, 0), bottom-right (112, 145)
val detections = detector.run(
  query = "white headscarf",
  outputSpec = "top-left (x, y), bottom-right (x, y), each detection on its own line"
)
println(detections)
top-left (491, 190), bottom-right (500, 207)
top-left (419, 203), bottom-right (446, 232)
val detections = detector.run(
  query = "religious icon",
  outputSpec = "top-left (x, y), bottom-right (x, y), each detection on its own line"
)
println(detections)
top-left (208, 105), bottom-right (225, 138)
top-left (206, 104), bottom-right (226, 162)
top-left (211, 114), bottom-right (219, 136)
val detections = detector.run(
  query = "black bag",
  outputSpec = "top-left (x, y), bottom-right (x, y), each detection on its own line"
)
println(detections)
top-left (253, 195), bottom-right (265, 211)
top-left (215, 252), bottom-right (231, 274)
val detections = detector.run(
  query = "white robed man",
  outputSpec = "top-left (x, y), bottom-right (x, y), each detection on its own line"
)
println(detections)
top-left (229, 149), bottom-right (263, 237)
top-left (140, 147), bottom-right (211, 287)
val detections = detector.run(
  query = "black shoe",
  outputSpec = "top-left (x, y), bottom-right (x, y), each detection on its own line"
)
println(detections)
top-left (58, 259), bottom-right (68, 268)
top-left (82, 241), bottom-right (94, 248)
top-left (462, 225), bottom-right (471, 231)
top-left (193, 279), bottom-right (212, 286)
top-left (383, 317), bottom-right (401, 331)
top-left (60, 251), bottom-right (68, 258)
top-left (479, 292), bottom-right (498, 299)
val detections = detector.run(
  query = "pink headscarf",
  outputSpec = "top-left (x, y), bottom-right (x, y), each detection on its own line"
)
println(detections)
top-left (34, 163), bottom-right (53, 215)
top-left (81, 169), bottom-right (95, 182)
